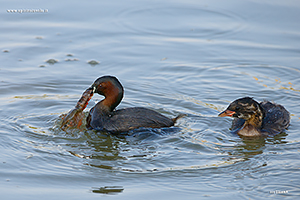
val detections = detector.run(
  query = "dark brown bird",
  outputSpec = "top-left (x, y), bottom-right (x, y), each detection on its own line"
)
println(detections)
top-left (218, 97), bottom-right (290, 137)
top-left (86, 75), bottom-right (182, 134)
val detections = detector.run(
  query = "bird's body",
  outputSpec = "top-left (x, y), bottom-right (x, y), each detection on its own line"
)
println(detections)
top-left (219, 97), bottom-right (290, 137)
top-left (86, 76), bottom-right (180, 134)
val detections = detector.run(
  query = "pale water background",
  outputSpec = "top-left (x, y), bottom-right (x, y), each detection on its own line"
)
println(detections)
top-left (1, 0), bottom-right (300, 199)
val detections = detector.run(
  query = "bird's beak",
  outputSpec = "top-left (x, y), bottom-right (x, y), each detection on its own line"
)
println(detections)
top-left (92, 85), bottom-right (96, 93)
top-left (218, 109), bottom-right (236, 117)
top-left (88, 84), bottom-right (96, 94)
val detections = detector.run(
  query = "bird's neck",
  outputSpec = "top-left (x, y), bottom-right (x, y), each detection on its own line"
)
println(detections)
top-left (99, 88), bottom-right (123, 112)
top-left (245, 106), bottom-right (264, 129)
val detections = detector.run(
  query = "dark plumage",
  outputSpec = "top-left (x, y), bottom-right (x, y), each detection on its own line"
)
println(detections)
top-left (218, 97), bottom-right (290, 137)
top-left (86, 76), bottom-right (181, 133)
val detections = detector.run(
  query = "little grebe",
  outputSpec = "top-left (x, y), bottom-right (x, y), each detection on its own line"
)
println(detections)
top-left (86, 76), bottom-right (181, 133)
top-left (218, 97), bottom-right (290, 137)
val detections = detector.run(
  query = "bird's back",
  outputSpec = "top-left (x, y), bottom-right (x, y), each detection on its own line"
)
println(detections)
top-left (88, 107), bottom-right (175, 134)
top-left (260, 101), bottom-right (290, 136)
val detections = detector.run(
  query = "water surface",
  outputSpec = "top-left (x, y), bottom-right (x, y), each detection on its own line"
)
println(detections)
top-left (1, 0), bottom-right (300, 199)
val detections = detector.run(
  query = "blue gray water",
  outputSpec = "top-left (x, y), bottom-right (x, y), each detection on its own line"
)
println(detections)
top-left (1, 0), bottom-right (300, 199)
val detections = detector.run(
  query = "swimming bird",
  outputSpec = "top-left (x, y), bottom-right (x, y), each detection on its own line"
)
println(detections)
top-left (218, 97), bottom-right (290, 137)
top-left (86, 75), bottom-right (181, 133)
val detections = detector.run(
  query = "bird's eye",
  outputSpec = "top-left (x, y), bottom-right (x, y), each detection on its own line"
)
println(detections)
top-left (235, 106), bottom-right (240, 110)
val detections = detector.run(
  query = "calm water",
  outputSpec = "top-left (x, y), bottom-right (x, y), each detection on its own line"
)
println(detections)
top-left (1, 0), bottom-right (300, 199)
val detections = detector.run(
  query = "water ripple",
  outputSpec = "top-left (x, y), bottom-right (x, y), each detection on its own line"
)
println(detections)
top-left (115, 4), bottom-right (246, 38)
